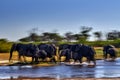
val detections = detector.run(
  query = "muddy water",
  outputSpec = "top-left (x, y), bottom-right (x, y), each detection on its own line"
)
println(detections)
top-left (0, 58), bottom-right (120, 79)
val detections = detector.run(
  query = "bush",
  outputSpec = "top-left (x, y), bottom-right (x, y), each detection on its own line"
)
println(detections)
top-left (0, 40), bottom-right (13, 53)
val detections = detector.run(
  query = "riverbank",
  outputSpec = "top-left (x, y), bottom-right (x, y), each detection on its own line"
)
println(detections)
top-left (2, 77), bottom-right (120, 80)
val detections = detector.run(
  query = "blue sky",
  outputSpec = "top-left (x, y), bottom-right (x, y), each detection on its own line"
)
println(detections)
top-left (0, 0), bottom-right (120, 41)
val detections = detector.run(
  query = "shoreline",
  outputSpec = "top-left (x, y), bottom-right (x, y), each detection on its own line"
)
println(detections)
top-left (2, 77), bottom-right (120, 80)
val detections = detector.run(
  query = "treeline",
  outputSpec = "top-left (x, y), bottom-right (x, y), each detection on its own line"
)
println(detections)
top-left (18, 26), bottom-right (120, 43)
top-left (1, 26), bottom-right (120, 53)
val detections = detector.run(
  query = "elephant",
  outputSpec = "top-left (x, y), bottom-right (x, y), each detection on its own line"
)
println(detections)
top-left (71, 44), bottom-right (96, 65)
top-left (9, 43), bottom-right (39, 63)
top-left (103, 45), bottom-right (117, 60)
top-left (59, 44), bottom-right (96, 65)
top-left (37, 43), bottom-right (57, 63)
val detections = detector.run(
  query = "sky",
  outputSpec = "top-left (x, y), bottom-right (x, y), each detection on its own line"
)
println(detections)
top-left (0, 0), bottom-right (120, 41)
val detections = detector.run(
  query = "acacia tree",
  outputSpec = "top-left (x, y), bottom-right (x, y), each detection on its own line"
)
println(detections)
top-left (19, 28), bottom-right (41, 42)
top-left (64, 32), bottom-right (73, 42)
top-left (42, 32), bottom-right (63, 42)
top-left (79, 26), bottom-right (92, 42)
top-left (71, 34), bottom-right (82, 41)
top-left (107, 30), bottom-right (120, 40)
top-left (93, 31), bottom-right (102, 41)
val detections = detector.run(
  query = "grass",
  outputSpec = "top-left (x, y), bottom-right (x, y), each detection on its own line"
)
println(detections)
top-left (94, 47), bottom-right (104, 59)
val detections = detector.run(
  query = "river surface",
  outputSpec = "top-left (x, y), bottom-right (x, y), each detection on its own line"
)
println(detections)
top-left (0, 58), bottom-right (120, 79)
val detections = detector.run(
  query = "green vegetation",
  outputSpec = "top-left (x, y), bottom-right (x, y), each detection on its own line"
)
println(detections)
top-left (0, 39), bottom-right (13, 53)
top-left (1, 39), bottom-right (120, 51)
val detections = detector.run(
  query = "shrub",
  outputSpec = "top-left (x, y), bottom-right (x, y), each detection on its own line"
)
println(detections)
top-left (0, 40), bottom-right (13, 53)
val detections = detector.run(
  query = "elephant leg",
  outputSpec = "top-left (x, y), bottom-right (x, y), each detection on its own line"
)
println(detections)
top-left (35, 57), bottom-right (39, 62)
top-left (59, 56), bottom-right (62, 62)
top-left (113, 54), bottom-right (117, 60)
top-left (33, 57), bottom-right (39, 64)
top-left (104, 53), bottom-right (107, 60)
top-left (90, 56), bottom-right (96, 65)
top-left (65, 59), bottom-right (68, 62)
top-left (23, 55), bottom-right (27, 63)
top-left (51, 55), bottom-right (56, 63)
top-left (52, 56), bottom-right (56, 63)
top-left (65, 57), bottom-right (70, 62)
top-left (87, 57), bottom-right (91, 64)
top-left (18, 54), bottom-right (22, 62)
top-left (74, 59), bottom-right (77, 63)
top-left (31, 57), bottom-right (34, 63)
top-left (92, 58), bottom-right (96, 65)
top-left (79, 57), bottom-right (82, 64)
top-left (110, 54), bottom-right (116, 60)
top-left (31, 57), bottom-right (36, 63)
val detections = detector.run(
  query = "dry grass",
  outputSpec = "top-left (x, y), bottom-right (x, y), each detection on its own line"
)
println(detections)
top-left (0, 52), bottom-right (17, 60)
top-left (0, 53), bottom-right (10, 60)
top-left (0, 52), bottom-right (33, 61)
top-left (0, 52), bottom-right (32, 61)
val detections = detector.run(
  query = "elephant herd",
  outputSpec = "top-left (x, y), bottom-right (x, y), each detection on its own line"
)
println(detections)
top-left (9, 43), bottom-right (117, 65)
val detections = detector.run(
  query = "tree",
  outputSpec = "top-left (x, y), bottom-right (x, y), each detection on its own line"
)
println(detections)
top-left (93, 31), bottom-right (102, 41)
top-left (72, 34), bottom-right (82, 41)
top-left (64, 32), bottom-right (73, 42)
top-left (28, 28), bottom-right (40, 42)
top-left (79, 26), bottom-right (92, 41)
top-left (107, 30), bottom-right (120, 40)
top-left (29, 33), bottom-right (40, 42)
top-left (19, 28), bottom-right (40, 42)
top-left (19, 37), bottom-right (30, 42)
top-left (0, 38), bottom-right (8, 42)
top-left (42, 32), bottom-right (63, 42)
